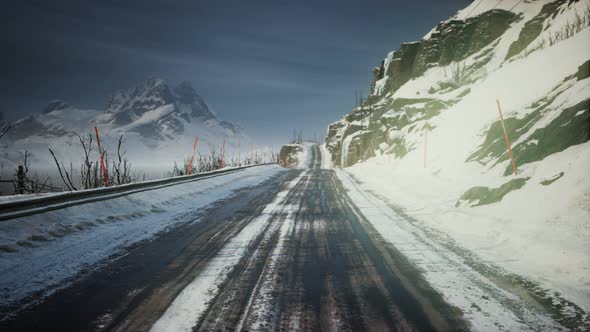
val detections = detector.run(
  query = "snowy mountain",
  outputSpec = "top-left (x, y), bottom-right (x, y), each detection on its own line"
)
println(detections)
top-left (324, 0), bottom-right (590, 324)
top-left (1, 78), bottom-right (248, 172)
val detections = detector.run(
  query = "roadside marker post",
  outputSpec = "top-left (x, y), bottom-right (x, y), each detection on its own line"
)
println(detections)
top-left (94, 127), bottom-right (109, 187)
top-left (496, 99), bottom-right (517, 176)
top-left (187, 136), bottom-right (198, 176)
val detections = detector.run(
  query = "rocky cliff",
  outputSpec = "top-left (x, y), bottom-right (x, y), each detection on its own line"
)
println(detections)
top-left (326, 0), bottom-right (589, 170)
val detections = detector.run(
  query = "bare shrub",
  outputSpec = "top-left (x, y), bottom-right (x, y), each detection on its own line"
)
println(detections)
top-left (10, 150), bottom-right (58, 194)
top-left (442, 60), bottom-right (468, 88)
top-left (50, 133), bottom-right (134, 190)
top-left (111, 135), bottom-right (134, 185)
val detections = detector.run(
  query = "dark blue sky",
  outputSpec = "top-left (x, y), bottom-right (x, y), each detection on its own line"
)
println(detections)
top-left (0, 0), bottom-right (469, 144)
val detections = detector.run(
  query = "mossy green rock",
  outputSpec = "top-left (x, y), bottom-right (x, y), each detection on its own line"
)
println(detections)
top-left (505, 99), bottom-right (589, 175)
top-left (456, 178), bottom-right (529, 207)
top-left (505, 1), bottom-right (562, 60)
top-left (381, 10), bottom-right (518, 96)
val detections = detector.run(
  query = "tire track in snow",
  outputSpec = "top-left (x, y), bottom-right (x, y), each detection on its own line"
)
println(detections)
top-left (150, 170), bottom-right (309, 332)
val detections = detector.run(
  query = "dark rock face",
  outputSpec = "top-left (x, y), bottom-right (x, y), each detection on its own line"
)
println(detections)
top-left (380, 10), bottom-right (518, 96)
top-left (43, 100), bottom-right (70, 114)
top-left (279, 144), bottom-right (302, 168)
top-left (106, 78), bottom-right (176, 127)
top-left (505, 0), bottom-right (562, 60)
top-left (7, 115), bottom-right (70, 140)
top-left (576, 59), bottom-right (590, 81)
top-left (174, 81), bottom-right (214, 119)
top-left (174, 81), bottom-right (199, 105)
top-left (6, 100), bottom-right (73, 140)
top-left (326, 121), bottom-right (346, 159)
top-left (219, 121), bottom-right (241, 134)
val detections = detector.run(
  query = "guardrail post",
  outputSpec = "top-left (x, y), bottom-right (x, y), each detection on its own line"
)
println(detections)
top-left (17, 165), bottom-right (25, 194)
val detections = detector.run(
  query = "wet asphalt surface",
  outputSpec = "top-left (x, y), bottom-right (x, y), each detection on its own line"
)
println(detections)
top-left (1, 145), bottom-right (468, 331)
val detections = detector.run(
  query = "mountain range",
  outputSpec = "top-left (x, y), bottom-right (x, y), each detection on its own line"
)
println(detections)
top-left (0, 78), bottom-right (247, 173)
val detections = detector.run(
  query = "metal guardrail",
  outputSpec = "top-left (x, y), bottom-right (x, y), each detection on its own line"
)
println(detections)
top-left (0, 163), bottom-right (277, 222)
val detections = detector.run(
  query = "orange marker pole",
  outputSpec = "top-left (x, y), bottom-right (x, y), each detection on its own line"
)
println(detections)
top-left (496, 99), bottom-right (517, 176)
top-left (238, 138), bottom-right (241, 166)
top-left (187, 136), bottom-right (198, 176)
top-left (94, 126), bottom-right (109, 187)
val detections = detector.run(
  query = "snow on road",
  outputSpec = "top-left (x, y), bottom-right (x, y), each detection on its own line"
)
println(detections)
top-left (151, 170), bottom-right (309, 332)
top-left (337, 169), bottom-right (562, 331)
top-left (0, 165), bottom-right (285, 317)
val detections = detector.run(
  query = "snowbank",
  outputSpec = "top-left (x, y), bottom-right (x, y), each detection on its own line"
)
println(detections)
top-left (342, 140), bottom-right (590, 312)
top-left (0, 165), bottom-right (285, 315)
top-left (337, 169), bottom-right (562, 331)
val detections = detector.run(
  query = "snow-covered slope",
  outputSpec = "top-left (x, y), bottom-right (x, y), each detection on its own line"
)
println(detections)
top-left (1, 78), bottom-right (248, 173)
top-left (326, 0), bottom-right (590, 328)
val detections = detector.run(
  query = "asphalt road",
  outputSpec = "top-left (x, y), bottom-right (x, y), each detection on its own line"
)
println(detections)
top-left (1, 145), bottom-right (468, 331)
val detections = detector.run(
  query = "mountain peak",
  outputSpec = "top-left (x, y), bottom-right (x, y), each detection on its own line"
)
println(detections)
top-left (143, 77), bottom-right (167, 90)
top-left (173, 80), bottom-right (212, 119)
top-left (174, 80), bottom-right (198, 105)
top-left (136, 77), bottom-right (174, 101)
top-left (105, 77), bottom-right (175, 117)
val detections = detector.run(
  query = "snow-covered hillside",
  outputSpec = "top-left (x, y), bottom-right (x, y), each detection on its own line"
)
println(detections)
top-left (0, 78), bottom-right (248, 173)
top-left (325, 0), bottom-right (590, 328)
